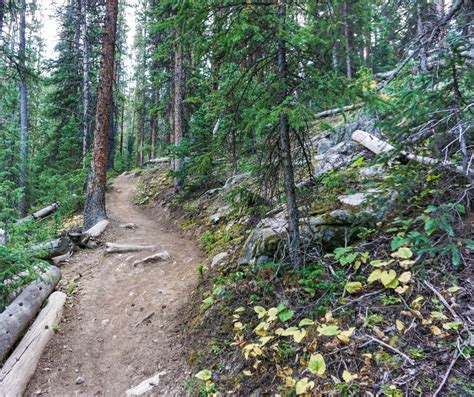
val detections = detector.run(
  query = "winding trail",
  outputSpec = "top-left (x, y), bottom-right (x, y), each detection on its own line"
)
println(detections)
top-left (26, 173), bottom-right (202, 396)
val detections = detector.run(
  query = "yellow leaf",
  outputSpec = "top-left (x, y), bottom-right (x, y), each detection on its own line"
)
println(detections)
top-left (399, 259), bottom-right (415, 269)
top-left (324, 311), bottom-right (334, 322)
top-left (259, 336), bottom-right (273, 346)
top-left (234, 322), bottom-right (243, 330)
top-left (396, 319), bottom-right (405, 332)
top-left (195, 369), bottom-right (212, 381)
top-left (391, 247), bottom-right (413, 259)
top-left (337, 327), bottom-right (355, 344)
top-left (254, 306), bottom-right (266, 318)
top-left (345, 282), bottom-right (363, 293)
top-left (395, 285), bottom-right (409, 294)
top-left (370, 259), bottom-right (393, 267)
top-left (317, 324), bottom-right (341, 336)
top-left (286, 376), bottom-right (296, 387)
top-left (293, 329), bottom-right (306, 343)
top-left (243, 370), bottom-right (252, 376)
top-left (342, 370), bottom-right (358, 383)
top-left (447, 286), bottom-right (462, 293)
top-left (430, 311), bottom-right (448, 320)
top-left (308, 353), bottom-right (326, 376)
top-left (298, 318), bottom-right (314, 327)
top-left (267, 307), bottom-right (278, 321)
top-left (295, 378), bottom-right (315, 395)
top-left (430, 326), bottom-right (442, 335)
top-left (398, 271), bottom-right (412, 284)
top-left (380, 270), bottom-right (397, 287)
top-left (367, 269), bottom-right (382, 283)
top-left (234, 307), bottom-right (245, 313)
top-left (442, 321), bottom-right (462, 330)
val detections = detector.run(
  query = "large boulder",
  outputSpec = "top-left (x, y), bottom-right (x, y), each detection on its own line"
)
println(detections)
top-left (238, 210), bottom-right (355, 265)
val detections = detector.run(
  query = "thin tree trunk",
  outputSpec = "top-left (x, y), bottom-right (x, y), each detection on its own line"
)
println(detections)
top-left (277, 0), bottom-right (301, 267)
top-left (19, 0), bottom-right (28, 216)
top-left (417, 2), bottom-right (428, 72)
top-left (343, 1), bottom-right (352, 79)
top-left (0, 0), bottom-right (5, 39)
top-left (81, 0), bottom-right (90, 166)
top-left (173, 42), bottom-right (184, 191)
top-left (83, 0), bottom-right (118, 230)
top-left (120, 96), bottom-right (124, 157)
top-left (107, 102), bottom-right (115, 170)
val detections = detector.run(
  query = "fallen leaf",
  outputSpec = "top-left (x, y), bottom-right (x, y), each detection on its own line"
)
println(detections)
top-left (430, 325), bottom-right (442, 335)
top-left (391, 247), bottom-right (413, 259)
top-left (443, 321), bottom-right (462, 330)
top-left (298, 318), bottom-right (314, 327)
top-left (295, 378), bottom-right (315, 395)
top-left (254, 306), bottom-right (266, 318)
top-left (308, 353), bottom-right (326, 376)
top-left (447, 286), bottom-right (462, 293)
top-left (317, 324), bottom-right (341, 336)
top-left (367, 269), bottom-right (382, 283)
top-left (398, 271), bottom-right (412, 284)
top-left (345, 282), bottom-right (363, 293)
top-left (195, 369), bottom-right (212, 381)
top-left (243, 370), bottom-right (252, 376)
top-left (396, 319), bottom-right (405, 332)
top-left (395, 285), bottom-right (409, 294)
top-left (342, 370), bottom-right (358, 383)
top-left (380, 270), bottom-right (397, 288)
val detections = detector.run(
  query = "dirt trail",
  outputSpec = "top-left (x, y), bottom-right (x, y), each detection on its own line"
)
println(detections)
top-left (26, 173), bottom-right (203, 396)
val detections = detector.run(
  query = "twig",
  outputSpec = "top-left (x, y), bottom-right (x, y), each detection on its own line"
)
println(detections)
top-left (366, 336), bottom-right (415, 366)
top-left (333, 290), bottom-right (383, 312)
top-left (424, 281), bottom-right (461, 322)
top-left (433, 350), bottom-right (461, 397)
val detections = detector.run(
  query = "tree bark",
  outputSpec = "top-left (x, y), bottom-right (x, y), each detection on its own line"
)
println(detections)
top-left (107, 102), bottom-right (115, 170)
top-left (343, 1), bottom-right (352, 80)
top-left (277, 0), bottom-right (301, 267)
top-left (417, 2), bottom-right (428, 72)
top-left (0, 291), bottom-right (66, 396)
top-left (0, 266), bottom-right (61, 363)
top-left (81, 0), bottom-right (90, 167)
top-left (19, 0), bottom-right (28, 216)
top-left (0, 0), bottom-right (5, 39)
top-left (83, 0), bottom-right (118, 230)
top-left (173, 42), bottom-right (184, 191)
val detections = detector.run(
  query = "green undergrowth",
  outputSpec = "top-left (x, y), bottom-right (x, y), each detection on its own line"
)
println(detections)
top-left (178, 160), bottom-right (473, 396)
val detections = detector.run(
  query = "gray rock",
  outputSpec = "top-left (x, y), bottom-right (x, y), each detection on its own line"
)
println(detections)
top-left (317, 138), bottom-right (333, 155)
top-left (75, 376), bottom-right (85, 385)
top-left (359, 164), bottom-right (385, 178)
top-left (223, 172), bottom-right (251, 189)
top-left (209, 213), bottom-right (221, 223)
top-left (211, 252), bottom-right (229, 268)
top-left (204, 188), bottom-right (222, 196)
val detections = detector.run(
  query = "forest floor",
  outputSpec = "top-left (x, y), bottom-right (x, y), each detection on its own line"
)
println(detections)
top-left (26, 173), bottom-right (203, 396)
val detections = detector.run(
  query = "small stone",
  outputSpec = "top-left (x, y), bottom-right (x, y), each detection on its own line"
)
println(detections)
top-left (76, 376), bottom-right (85, 385)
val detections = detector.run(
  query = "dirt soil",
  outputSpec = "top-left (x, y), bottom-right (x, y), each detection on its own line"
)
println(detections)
top-left (26, 173), bottom-right (203, 396)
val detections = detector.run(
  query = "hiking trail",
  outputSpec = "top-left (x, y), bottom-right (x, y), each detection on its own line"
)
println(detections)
top-left (26, 173), bottom-right (203, 396)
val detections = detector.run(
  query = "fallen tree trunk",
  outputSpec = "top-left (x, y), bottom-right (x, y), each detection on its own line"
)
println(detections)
top-left (314, 103), bottom-right (363, 119)
top-left (352, 130), bottom-right (473, 178)
top-left (28, 236), bottom-right (73, 260)
top-left (143, 157), bottom-right (170, 168)
top-left (50, 252), bottom-right (73, 266)
top-left (0, 265), bottom-right (61, 363)
top-left (0, 291), bottom-right (66, 395)
top-left (16, 202), bottom-right (60, 225)
top-left (83, 219), bottom-right (109, 239)
top-left (105, 242), bottom-right (155, 254)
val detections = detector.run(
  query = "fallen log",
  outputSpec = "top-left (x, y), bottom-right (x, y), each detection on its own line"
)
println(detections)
top-left (105, 242), bottom-right (155, 254)
top-left (50, 251), bottom-right (73, 266)
top-left (16, 202), bottom-right (60, 225)
top-left (352, 130), bottom-right (473, 178)
top-left (314, 103), bottom-right (363, 119)
top-left (0, 265), bottom-right (61, 363)
top-left (143, 157), bottom-right (170, 168)
top-left (0, 291), bottom-right (66, 396)
top-left (133, 251), bottom-right (171, 266)
top-left (29, 236), bottom-right (73, 260)
top-left (82, 219), bottom-right (109, 239)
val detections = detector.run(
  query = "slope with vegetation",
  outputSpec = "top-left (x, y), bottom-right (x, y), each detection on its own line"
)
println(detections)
top-left (0, 0), bottom-right (472, 395)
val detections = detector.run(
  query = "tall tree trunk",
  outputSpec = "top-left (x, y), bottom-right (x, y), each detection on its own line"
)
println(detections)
top-left (19, 0), bottom-right (28, 216)
top-left (0, 0), bottom-right (5, 39)
top-left (107, 102), bottom-right (115, 170)
top-left (417, 2), bottom-right (428, 72)
top-left (83, 0), bottom-right (118, 230)
top-left (120, 96), bottom-right (124, 157)
top-left (173, 42), bottom-right (184, 191)
top-left (343, 1), bottom-right (352, 79)
top-left (81, 0), bottom-right (90, 166)
top-left (277, 0), bottom-right (301, 267)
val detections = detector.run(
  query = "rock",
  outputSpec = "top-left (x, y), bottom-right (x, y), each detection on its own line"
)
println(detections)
top-left (75, 376), bottom-right (85, 385)
top-left (312, 142), bottom-right (363, 178)
top-left (211, 252), bottom-right (229, 268)
top-left (238, 211), bottom-right (354, 265)
top-left (223, 172), bottom-right (251, 189)
top-left (120, 223), bottom-right (137, 229)
top-left (359, 164), bottom-right (384, 178)
top-left (209, 213), bottom-right (221, 223)
top-left (338, 192), bottom-right (370, 207)
top-left (0, 228), bottom-right (6, 245)
top-left (317, 138), bottom-right (333, 155)
top-left (125, 371), bottom-right (167, 396)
